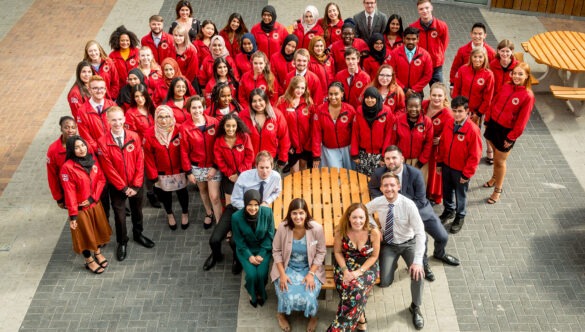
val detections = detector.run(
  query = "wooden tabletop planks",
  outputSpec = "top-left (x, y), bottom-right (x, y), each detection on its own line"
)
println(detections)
top-left (527, 31), bottom-right (585, 72)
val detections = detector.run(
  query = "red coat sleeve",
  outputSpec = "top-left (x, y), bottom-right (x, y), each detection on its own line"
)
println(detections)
top-left (452, 67), bottom-right (463, 98)
top-left (97, 141), bottom-right (126, 190)
top-left (142, 136), bottom-right (158, 181)
top-left (418, 117), bottom-right (434, 164)
top-left (350, 115), bottom-right (360, 158)
top-left (478, 71), bottom-right (495, 115)
top-left (276, 112), bottom-right (291, 163)
top-left (93, 161), bottom-right (107, 201)
top-left (60, 165), bottom-right (79, 218)
top-left (243, 134), bottom-right (255, 170)
top-left (507, 91), bottom-right (535, 142)
top-left (462, 125), bottom-right (482, 179)
top-left (450, 48), bottom-right (464, 85)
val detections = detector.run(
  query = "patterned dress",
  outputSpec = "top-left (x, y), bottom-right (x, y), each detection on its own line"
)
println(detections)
top-left (328, 233), bottom-right (379, 331)
top-left (274, 236), bottom-right (322, 317)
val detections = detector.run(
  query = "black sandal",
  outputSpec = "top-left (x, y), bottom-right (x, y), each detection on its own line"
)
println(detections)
top-left (357, 316), bottom-right (367, 332)
top-left (203, 213), bottom-right (215, 229)
top-left (94, 252), bottom-right (108, 268)
top-left (85, 259), bottom-right (105, 274)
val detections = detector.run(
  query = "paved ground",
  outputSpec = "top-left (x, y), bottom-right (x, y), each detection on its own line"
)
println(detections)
top-left (1, 0), bottom-right (585, 331)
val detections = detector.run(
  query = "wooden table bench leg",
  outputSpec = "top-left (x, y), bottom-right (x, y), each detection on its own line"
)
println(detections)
top-left (536, 66), bottom-right (553, 82)
top-left (565, 100), bottom-right (585, 117)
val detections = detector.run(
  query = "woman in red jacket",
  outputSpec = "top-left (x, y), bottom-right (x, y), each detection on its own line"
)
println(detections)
top-left (312, 82), bottom-right (355, 169)
top-left (383, 14), bottom-right (404, 51)
top-left (318, 2), bottom-right (343, 47)
top-left (193, 20), bottom-right (218, 66)
top-left (108, 25), bottom-right (140, 91)
top-left (234, 33), bottom-right (257, 77)
top-left (83, 40), bottom-right (120, 100)
top-left (293, 5), bottom-right (324, 49)
top-left (172, 24), bottom-right (199, 86)
top-left (199, 35), bottom-right (239, 88)
top-left (276, 76), bottom-right (314, 173)
top-left (143, 105), bottom-right (189, 230)
top-left (329, 22), bottom-right (368, 73)
top-left (153, 58), bottom-right (195, 106)
top-left (270, 34), bottom-right (298, 95)
top-left (206, 82), bottom-right (244, 121)
top-left (204, 57), bottom-right (239, 106)
top-left (137, 46), bottom-right (163, 98)
top-left (367, 64), bottom-right (405, 114)
top-left (219, 13), bottom-right (249, 57)
top-left (125, 84), bottom-right (155, 139)
top-left (422, 83), bottom-right (453, 204)
top-left (164, 77), bottom-right (192, 125)
top-left (116, 68), bottom-right (146, 111)
top-left (394, 93), bottom-right (434, 184)
top-left (238, 51), bottom-right (278, 107)
top-left (308, 36), bottom-right (335, 89)
top-left (351, 87), bottom-right (395, 176)
top-left (214, 113), bottom-right (255, 204)
top-left (47, 116), bottom-right (78, 209)
top-left (490, 40), bottom-right (518, 94)
top-left (240, 88), bottom-right (290, 168)
top-left (363, 33), bottom-right (391, 79)
top-left (180, 96), bottom-right (222, 228)
top-left (250, 5), bottom-right (290, 59)
top-left (60, 136), bottom-right (112, 274)
top-left (483, 62), bottom-right (535, 204)
top-left (68, 61), bottom-right (92, 119)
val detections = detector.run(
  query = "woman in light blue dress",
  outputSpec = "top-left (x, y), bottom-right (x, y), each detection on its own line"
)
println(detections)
top-left (271, 198), bottom-right (326, 332)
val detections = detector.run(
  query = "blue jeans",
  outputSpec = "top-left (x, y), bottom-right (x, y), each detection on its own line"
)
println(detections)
top-left (441, 165), bottom-right (469, 216)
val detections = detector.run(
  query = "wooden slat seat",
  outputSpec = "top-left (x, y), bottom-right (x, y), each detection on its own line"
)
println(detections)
top-left (550, 85), bottom-right (585, 116)
top-left (322, 265), bottom-right (380, 290)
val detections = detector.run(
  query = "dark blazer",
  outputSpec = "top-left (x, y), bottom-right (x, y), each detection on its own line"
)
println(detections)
top-left (353, 10), bottom-right (388, 40)
top-left (368, 164), bottom-right (435, 221)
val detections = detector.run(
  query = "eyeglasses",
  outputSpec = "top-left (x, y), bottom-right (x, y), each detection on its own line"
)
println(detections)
top-left (91, 87), bottom-right (106, 91)
top-left (379, 74), bottom-right (393, 78)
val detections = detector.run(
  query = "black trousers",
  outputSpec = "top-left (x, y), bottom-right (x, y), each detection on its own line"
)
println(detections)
top-left (209, 204), bottom-right (237, 259)
top-left (154, 187), bottom-right (189, 214)
top-left (109, 186), bottom-right (144, 244)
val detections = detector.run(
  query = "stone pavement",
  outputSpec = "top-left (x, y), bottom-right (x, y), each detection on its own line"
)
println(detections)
top-left (0, 0), bottom-right (584, 331)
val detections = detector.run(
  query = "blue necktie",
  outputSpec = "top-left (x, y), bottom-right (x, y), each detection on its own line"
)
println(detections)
top-left (259, 181), bottom-right (265, 202)
top-left (384, 203), bottom-right (395, 244)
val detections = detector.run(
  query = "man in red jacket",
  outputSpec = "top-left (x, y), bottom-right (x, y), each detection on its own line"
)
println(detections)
top-left (141, 15), bottom-right (176, 64)
top-left (437, 96), bottom-right (482, 234)
top-left (97, 106), bottom-right (155, 261)
top-left (284, 49), bottom-right (325, 105)
top-left (77, 76), bottom-right (117, 152)
top-left (334, 47), bottom-right (370, 109)
top-left (389, 27), bottom-right (433, 98)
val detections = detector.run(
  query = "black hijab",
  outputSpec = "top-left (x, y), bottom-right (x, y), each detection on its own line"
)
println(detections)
top-left (260, 6), bottom-right (277, 33)
top-left (362, 87), bottom-right (383, 126)
top-left (66, 136), bottom-right (95, 173)
top-left (244, 189), bottom-right (262, 231)
top-left (240, 33), bottom-right (258, 60)
top-left (116, 68), bottom-right (146, 107)
top-left (280, 34), bottom-right (299, 62)
top-left (368, 33), bottom-right (387, 65)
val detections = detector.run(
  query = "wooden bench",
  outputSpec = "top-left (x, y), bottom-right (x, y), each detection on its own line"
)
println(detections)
top-left (322, 265), bottom-right (381, 290)
top-left (514, 51), bottom-right (540, 85)
top-left (550, 85), bottom-right (585, 116)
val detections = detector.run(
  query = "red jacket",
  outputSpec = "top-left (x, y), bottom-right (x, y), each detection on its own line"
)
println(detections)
top-left (452, 65), bottom-right (495, 115)
top-left (124, 107), bottom-right (154, 140)
top-left (205, 102), bottom-right (244, 122)
top-left (438, 118), bottom-right (482, 179)
top-left (214, 133), bottom-right (255, 177)
top-left (284, 70), bottom-right (326, 105)
top-left (152, 77), bottom-right (196, 107)
top-left (67, 85), bottom-right (89, 119)
top-left (329, 39), bottom-right (368, 72)
top-left (94, 58), bottom-right (121, 100)
top-left (293, 22), bottom-right (324, 49)
top-left (77, 99), bottom-right (117, 151)
top-left (449, 42), bottom-right (496, 84)
top-left (250, 22), bottom-right (290, 58)
top-left (490, 57), bottom-right (519, 98)
top-left (422, 100), bottom-right (453, 139)
top-left (388, 46), bottom-right (433, 94)
top-left (270, 52), bottom-right (295, 95)
top-left (334, 69), bottom-right (371, 109)
top-left (362, 48), bottom-right (392, 79)
top-left (219, 30), bottom-right (241, 57)
top-left (165, 98), bottom-right (190, 125)
top-left (46, 137), bottom-right (68, 203)
top-left (410, 18), bottom-right (449, 68)
top-left (385, 35), bottom-right (403, 51)
top-left (384, 87), bottom-right (406, 114)
top-left (485, 83), bottom-right (535, 142)
top-left (109, 48), bottom-right (140, 89)
top-left (60, 158), bottom-right (106, 220)
top-left (238, 71), bottom-right (279, 107)
top-left (276, 97), bottom-right (313, 153)
top-left (394, 113), bottom-right (434, 164)
top-left (144, 70), bottom-right (163, 103)
top-left (97, 129), bottom-right (144, 190)
top-left (143, 126), bottom-right (183, 181)
top-left (179, 115), bottom-right (219, 170)
top-left (239, 108), bottom-right (291, 162)
top-left (204, 78), bottom-right (238, 106)
top-left (199, 55), bottom-right (239, 88)
top-left (350, 106), bottom-right (395, 157)
top-left (312, 102), bottom-right (355, 159)
top-left (193, 39), bottom-right (211, 66)
top-left (175, 44), bottom-right (199, 83)
top-left (235, 53), bottom-right (252, 78)
top-left (317, 18), bottom-right (343, 47)
top-left (141, 32), bottom-right (177, 64)
top-left (309, 56), bottom-right (335, 90)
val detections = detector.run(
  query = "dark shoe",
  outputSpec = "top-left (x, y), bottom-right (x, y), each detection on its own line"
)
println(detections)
top-left (439, 209), bottom-right (455, 224)
top-left (168, 223), bottom-right (177, 231)
top-left (147, 192), bottom-right (162, 208)
top-left (133, 234), bottom-right (155, 248)
top-left (94, 252), bottom-right (108, 268)
top-left (203, 254), bottom-right (223, 271)
top-left (357, 316), bottom-right (367, 331)
top-left (450, 215), bottom-right (465, 234)
top-left (423, 263), bottom-right (435, 282)
top-left (257, 296), bottom-right (265, 307)
top-left (203, 213), bottom-right (215, 229)
top-left (249, 299), bottom-right (257, 308)
top-left (85, 259), bottom-right (105, 274)
top-left (167, 215), bottom-right (177, 231)
top-left (435, 253), bottom-right (460, 266)
top-left (410, 303), bottom-right (424, 330)
top-left (232, 258), bottom-right (243, 275)
top-left (116, 244), bottom-right (127, 261)
top-left (487, 187), bottom-right (502, 204)
top-left (181, 214), bottom-right (190, 230)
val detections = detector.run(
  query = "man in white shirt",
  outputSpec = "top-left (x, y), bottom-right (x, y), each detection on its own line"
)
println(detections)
top-left (366, 172), bottom-right (426, 330)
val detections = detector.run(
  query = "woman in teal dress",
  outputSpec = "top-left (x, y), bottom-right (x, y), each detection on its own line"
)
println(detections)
top-left (328, 203), bottom-right (380, 332)
top-left (271, 198), bottom-right (326, 332)
top-left (232, 189), bottom-right (275, 307)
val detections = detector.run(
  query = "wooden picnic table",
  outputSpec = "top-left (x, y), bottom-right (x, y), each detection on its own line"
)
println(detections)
top-left (272, 167), bottom-right (371, 247)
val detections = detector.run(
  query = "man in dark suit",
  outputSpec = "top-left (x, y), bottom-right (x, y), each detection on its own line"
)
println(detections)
top-left (353, 0), bottom-right (388, 40)
top-left (369, 145), bottom-right (460, 281)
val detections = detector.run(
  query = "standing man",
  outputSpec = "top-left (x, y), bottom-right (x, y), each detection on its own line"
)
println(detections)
top-left (410, 0), bottom-right (449, 87)
top-left (353, 0), bottom-right (388, 40)
top-left (97, 106), bottom-right (155, 261)
top-left (284, 49), bottom-right (325, 105)
top-left (203, 151), bottom-right (282, 274)
top-left (389, 27), bottom-right (433, 97)
top-left (369, 146), bottom-right (460, 282)
top-left (141, 15), bottom-right (176, 64)
top-left (77, 76), bottom-right (117, 151)
top-left (366, 173), bottom-right (426, 330)
top-left (334, 47), bottom-right (370, 109)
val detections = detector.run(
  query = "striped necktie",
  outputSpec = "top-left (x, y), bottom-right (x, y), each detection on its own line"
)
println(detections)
top-left (384, 203), bottom-right (395, 244)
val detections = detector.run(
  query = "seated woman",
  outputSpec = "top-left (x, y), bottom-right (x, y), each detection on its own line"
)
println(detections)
top-left (231, 189), bottom-right (275, 307)
top-left (328, 203), bottom-right (380, 332)
top-left (271, 198), bottom-right (326, 332)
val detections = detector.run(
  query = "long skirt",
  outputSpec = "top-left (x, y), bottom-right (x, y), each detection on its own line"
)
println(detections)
top-left (71, 201), bottom-right (112, 254)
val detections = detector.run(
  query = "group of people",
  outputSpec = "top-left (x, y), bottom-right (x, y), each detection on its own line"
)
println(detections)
top-left (45, 0), bottom-right (537, 330)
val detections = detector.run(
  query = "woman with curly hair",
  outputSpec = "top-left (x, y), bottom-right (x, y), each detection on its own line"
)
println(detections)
top-left (108, 25), bottom-right (140, 90)
top-left (204, 58), bottom-right (239, 106)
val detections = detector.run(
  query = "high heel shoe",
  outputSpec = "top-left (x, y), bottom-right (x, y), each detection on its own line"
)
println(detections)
top-left (203, 213), bottom-right (215, 229)
top-left (180, 213), bottom-right (189, 230)
top-left (85, 259), bottom-right (105, 274)
top-left (357, 315), bottom-right (367, 332)
top-left (487, 187), bottom-right (502, 204)
top-left (167, 214), bottom-right (177, 231)
top-left (483, 177), bottom-right (496, 188)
